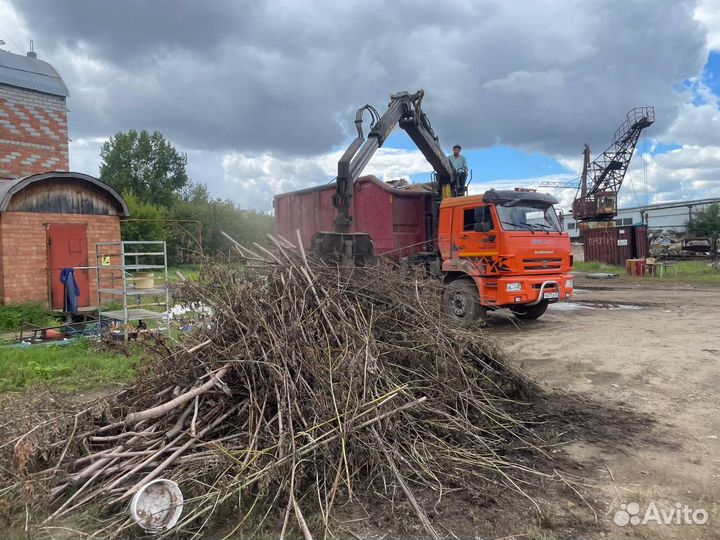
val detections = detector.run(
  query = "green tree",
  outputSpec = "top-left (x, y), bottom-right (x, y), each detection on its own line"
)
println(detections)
top-left (120, 191), bottom-right (171, 243)
top-left (170, 195), bottom-right (275, 259)
top-left (98, 131), bottom-right (275, 263)
top-left (687, 203), bottom-right (720, 237)
top-left (180, 182), bottom-right (210, 205)
top-left (100, 130), bottom-right (189, 208)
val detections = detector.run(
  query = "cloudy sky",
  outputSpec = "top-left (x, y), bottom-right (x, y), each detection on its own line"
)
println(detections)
top-left (1, 0), bottom-right (719, 211)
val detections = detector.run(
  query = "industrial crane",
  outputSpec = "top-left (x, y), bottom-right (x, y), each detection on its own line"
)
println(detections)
top-left (541, 107), bottom-right (655, 223)
top-left (573, 107), bottom-right (654, 222)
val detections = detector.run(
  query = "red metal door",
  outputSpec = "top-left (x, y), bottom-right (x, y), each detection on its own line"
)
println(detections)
top-left (47, 223), bottom-right (90, 309)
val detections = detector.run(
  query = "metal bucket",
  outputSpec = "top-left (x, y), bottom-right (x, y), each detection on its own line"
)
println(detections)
top-left (130, 479), bottom-right (183, 532)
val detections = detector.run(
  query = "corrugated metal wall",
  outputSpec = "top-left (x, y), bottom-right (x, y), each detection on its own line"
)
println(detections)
top-left (583, 225), bottom-right (648, 266)
top-left (274, 176), bottom-right (432, 261)
top-left (634, 225), bottom-right (648, 259)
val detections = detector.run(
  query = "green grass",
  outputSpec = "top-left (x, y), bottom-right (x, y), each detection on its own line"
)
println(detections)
top-left (573, 260), bottom-right (720, 285)
top-left (0, 340), bottom-right (142, 393)
top-left (652, 260), bottom-right (720, 284)
top-left (0, 302), bottom-right (58, 332)
top-left (572, 261), bottom-right (625, 274)
top-left (169, 264), bottom-right (200, 282)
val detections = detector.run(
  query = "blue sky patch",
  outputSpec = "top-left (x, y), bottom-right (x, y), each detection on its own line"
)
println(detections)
top-left (702, 51), bottom-right (720, 97)
top-left (395, 51), bottom-right (719, 193)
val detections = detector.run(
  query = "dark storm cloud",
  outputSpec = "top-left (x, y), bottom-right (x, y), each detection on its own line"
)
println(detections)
top-left (12, 0), bottom-right (709, 156)
top-left (17, 0), bottom-right (247, 62)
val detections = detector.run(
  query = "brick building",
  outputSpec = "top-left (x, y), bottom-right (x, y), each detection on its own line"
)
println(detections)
top-left (0, 49), bottom-right (128, 308)
top-left (0, 49), bottom-right (69, 177)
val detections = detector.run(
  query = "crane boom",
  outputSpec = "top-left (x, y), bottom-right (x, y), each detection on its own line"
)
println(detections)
top-left (313, 90), bottom-right (462, 266)
top-left (334, 90), bottom-right (457, 232)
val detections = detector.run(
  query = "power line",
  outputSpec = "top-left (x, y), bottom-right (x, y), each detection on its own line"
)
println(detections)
top-left (625, 169), bottom-right (641, 207)
top-left (0, 24), bottom-right (25, 53)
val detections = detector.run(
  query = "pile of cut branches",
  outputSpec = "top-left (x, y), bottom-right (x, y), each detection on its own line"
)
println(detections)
top-left (1, 233), bottom-right (545, 539)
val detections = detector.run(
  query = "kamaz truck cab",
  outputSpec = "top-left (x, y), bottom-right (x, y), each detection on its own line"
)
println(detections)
top-left (438, 188), bottom-right (573, 321)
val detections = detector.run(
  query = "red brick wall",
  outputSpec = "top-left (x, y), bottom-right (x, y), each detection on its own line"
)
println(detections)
top-left (0, 84), bottom-right (69, 179)
top-left (0, 212), bottom-right (121, 307)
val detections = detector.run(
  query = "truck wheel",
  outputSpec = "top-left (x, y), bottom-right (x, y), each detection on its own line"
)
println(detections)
top-left (442, 279), bottom-right (486, 324)
top-left (510, 300), bottom-right (549, 320)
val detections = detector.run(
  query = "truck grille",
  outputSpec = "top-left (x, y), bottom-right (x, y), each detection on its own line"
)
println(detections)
top-left (522, 258), bottom-right (562, 271)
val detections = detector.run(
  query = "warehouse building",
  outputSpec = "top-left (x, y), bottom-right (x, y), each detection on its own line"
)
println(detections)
top-left (564, 197), bottom-right (720, 239)
top-left (0, 48), bottom-right (127, 308)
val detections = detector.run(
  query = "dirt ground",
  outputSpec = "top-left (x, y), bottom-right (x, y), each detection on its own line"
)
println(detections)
top-left (2, 273), bottom-right (718, 540)
top-left (486, 274), bottom-right (720, 538)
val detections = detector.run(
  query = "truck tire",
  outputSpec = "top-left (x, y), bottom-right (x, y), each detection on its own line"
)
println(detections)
top-left (442, 279), bottom-right (486, 324)
top-left (510, 300), bottom-right (549, 320)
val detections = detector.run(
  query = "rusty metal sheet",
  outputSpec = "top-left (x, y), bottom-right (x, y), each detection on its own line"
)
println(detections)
top-left (583, 225), bottom-right (648, 266)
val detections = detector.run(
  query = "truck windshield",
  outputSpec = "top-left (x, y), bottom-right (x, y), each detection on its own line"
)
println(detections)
top-left (496, 203), bottom-right (562, 233)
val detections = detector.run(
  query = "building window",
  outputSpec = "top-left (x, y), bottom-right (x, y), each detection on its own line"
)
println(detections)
top-left (623, 218), bottom-right (633, 225)
top-left (567, 222), bottom-right (576, 230)
top-left (614, 219), bottom-right (622, 226)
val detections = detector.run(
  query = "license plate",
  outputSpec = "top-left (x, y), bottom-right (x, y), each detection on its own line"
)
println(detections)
top-left (543, 291), bottom-right (560, 299)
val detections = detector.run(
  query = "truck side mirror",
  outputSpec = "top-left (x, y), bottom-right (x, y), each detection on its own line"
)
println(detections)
top-left (556, 209), bottom-right (564, 229)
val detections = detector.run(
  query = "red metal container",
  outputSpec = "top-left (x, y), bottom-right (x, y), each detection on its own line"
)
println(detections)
top-left (583, 224), bottom-right (648, 266)
top-left (583, 226), bottom-right (632, 266)
top-left (274, 176), bottom-right (433, 260)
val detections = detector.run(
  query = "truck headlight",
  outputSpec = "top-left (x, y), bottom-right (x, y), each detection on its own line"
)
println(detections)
top-left (565, 279), bottom-right (573, 289)
top-left (506, 282), bottom-right (522, 292)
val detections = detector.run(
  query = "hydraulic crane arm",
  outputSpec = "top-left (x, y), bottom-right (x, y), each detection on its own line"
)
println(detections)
top-left (334, 90), bottom-right (456, 232)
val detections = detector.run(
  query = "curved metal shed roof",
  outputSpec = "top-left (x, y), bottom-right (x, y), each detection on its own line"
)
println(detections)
top-left (0, 172), bottom-right (129, 216)
top-left (0, 49), bottom-right (69, 97)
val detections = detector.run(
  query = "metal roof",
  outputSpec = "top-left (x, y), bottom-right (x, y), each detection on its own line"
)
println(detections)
top-left (0, 49), bottom-right (69, 97)
top-left (563, 196), bottom-right (720, 220)
top-left (0, 172), bottom-right (129, 215)
top-left (614, 196), bottom-right (720, 212)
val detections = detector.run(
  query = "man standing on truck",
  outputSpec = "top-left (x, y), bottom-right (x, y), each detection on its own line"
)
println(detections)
top-left (447, 144), bottom-right (468, 196)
